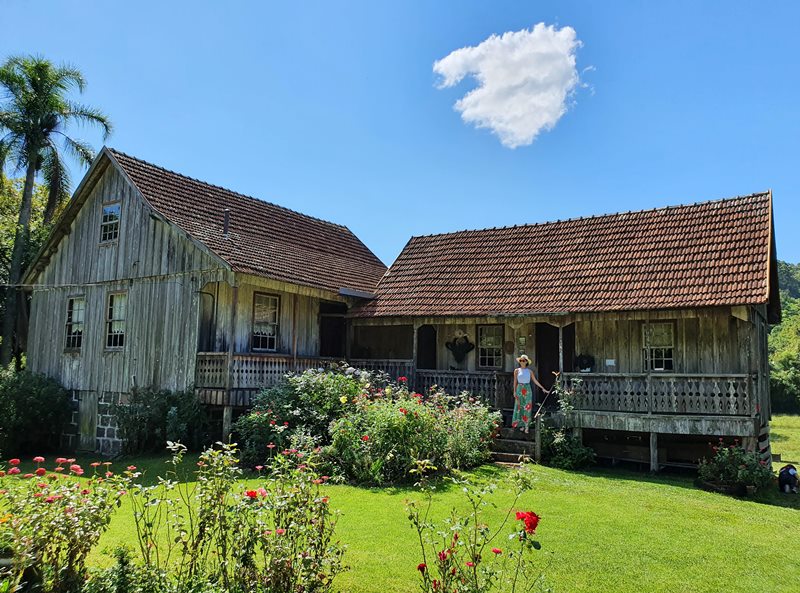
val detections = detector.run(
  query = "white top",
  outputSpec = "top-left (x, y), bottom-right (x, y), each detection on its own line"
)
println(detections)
top-left (516, 367), bottom-right (532, 384)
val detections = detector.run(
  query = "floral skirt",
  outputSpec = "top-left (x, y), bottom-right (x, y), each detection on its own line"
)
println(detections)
top-left (512, 383), bottom-right (534, 430)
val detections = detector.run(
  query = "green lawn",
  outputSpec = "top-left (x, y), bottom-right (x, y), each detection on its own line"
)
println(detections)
top-left (12, 420), bottom-right (800, 593)
top-left (771, 414), bottom-right (800, 467)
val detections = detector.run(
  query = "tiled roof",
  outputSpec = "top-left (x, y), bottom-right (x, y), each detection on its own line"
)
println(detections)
top-left (108, 149), bottom-right (387, 295)
top-left (353, 193), bottom-right (775, 318)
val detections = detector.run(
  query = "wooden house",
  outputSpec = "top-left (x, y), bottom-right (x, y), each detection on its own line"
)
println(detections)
top-left (24, 148), bottom-right (386, 453)
top-left (349, 194), bottom-right (780, 469)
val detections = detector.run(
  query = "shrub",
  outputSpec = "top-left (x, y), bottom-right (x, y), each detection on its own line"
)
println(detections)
top-left (116, 443), bottom-right (345, 593)
top-left (326, 391), bottom-right (499, 485)
top-left (407, 463), bottom-right (549, 593)
top-left (541, 427), bottom-right (595, 470)
top-left (113, 388), bottom-right (209, 454)
top-left (0, 368), bottom-right (70, 455)
top-left (0, 457), bottom-right (132, 593)
top-left (697, 439), bottom-right (774, 493)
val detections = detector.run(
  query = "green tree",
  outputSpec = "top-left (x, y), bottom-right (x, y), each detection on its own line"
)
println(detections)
top-left (769, 260), bottom-right (800, 412)
top-left (0, 55), bottom-right (111, 364)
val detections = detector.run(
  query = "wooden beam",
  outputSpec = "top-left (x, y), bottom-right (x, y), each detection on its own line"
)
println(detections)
top-left (223, 284), bottom-right (238, 442)
top-left (650, 432), bottom-right (659, 472)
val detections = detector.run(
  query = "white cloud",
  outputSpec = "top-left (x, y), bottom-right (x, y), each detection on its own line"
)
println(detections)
top-left (433, 23), bottom-right (582, 148)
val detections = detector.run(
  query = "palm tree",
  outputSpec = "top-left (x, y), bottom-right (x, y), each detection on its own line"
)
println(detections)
top-left (0, 55), bottom-right (112, 365)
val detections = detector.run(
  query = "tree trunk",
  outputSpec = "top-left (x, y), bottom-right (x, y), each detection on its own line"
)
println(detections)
top-left (0, 156), bottom-right (37, 365)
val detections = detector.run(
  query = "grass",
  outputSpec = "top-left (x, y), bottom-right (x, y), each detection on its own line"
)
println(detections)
top-left (10, 418), bottom-right (800, 593)
top-left (771, 414), bottom-right (800, 467)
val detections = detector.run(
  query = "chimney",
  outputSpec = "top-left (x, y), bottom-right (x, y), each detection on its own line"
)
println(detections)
top-left (223, 208), bottom-right (230, 237)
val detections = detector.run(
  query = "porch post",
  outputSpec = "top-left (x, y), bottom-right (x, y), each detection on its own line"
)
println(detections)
top-left (412, 321), bottom-right (420, 388)
top-left (558, 324), bottom-right (564, 373)
top-left (223, 284), bottom-right (238, 442)
top-left (292, 295), bottom-right (298, 370)
top-left (650, 432), bottom-right (659, 472)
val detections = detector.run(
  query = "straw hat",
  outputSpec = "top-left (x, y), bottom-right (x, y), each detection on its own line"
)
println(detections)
top-left (517, 354), bottom-right (531, 364)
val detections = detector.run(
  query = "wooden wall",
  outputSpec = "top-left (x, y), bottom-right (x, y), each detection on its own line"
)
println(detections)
top-left (208, 279), bottom-right (324, 356)
top-left (27, 161), bottom-right (228, 393)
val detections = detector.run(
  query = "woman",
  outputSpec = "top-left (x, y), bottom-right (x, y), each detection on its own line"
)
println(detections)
top-left (513, 354), bottom-right (549, 433)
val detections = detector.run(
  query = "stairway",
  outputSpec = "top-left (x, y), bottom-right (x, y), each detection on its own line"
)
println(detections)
top-left (490, 426), bottom-right (537, 464)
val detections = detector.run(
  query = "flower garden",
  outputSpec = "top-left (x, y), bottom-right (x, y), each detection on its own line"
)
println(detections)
top-left (0, 366), bottom-right (799, 593)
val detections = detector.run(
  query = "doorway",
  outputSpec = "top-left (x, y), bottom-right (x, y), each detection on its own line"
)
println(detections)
top-left (534, 323), bottom-right (575, 402)
top-left (417, 325), bottom-right (437, 369)
top-left (320, 302), bottom-right (347, 357)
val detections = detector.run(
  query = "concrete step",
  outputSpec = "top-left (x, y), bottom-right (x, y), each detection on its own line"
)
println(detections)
top-left (499, 427), bottom-right (535, 441)
top-left (491, 451), bottom-right (532, 464)
top-left (492, 438), bottom-right (535, 455)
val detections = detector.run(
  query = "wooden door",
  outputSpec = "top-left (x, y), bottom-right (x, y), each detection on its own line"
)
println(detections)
top-left (78, 391), bottom-right (98, 451)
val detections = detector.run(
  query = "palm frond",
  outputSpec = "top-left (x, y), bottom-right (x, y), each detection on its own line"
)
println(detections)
top-left (53, 62), bottom-right (86, 93)
top-left (59, 135), bottom-right (95, 167)
top-left (41, 144), bottom-right (72, 223)
top-left (64, 100), bottom-right (113, 139)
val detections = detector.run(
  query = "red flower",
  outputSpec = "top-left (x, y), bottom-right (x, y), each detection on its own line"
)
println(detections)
top-left (8, 459), bottom-right (20, 466)
top-left (90, 462), bottom-right (101, 467)
top-left (521, 388), bottom-right (527, 396)
top-left (524, 403), bottom-right (532, 411)
top-left (398, 376), bottom-right (408, 383)
top-left (417, 563), bottom-right (426, 573)
top-left (361, 435), bottom-right (369, 442)
top-left (492, 547), bottom-right (502, 554)
top-left (522, 415), bottom-right (528, 422)
top-left (515, 511), bottom-right (541, 534)
top-left (8, 468), bottom-right (20, 475)
top-left (22, 473), bottom-right (34, 479)
top-left (32, 456), bottom-right (45, 463)
top-left (127, 465), bottom-right (137, 471)
top-left (69, 464), bottom-right (82, 473)
top-left (399, 408), bottom-right (407, 415)
top-left (245, 490), bottom-right (259, 499)
top-left (466, 561), bottom-right (475, 567)
top-left (55, 457), bottom-right (67, 464)
top-left (35, 468), bottom-right (46, 477)
top-left (511, 421), bottom-right (518, 428)
top-left (275, 528), bottom-right (286, 535)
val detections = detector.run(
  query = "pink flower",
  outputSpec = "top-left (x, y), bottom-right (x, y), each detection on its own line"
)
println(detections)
top-left (127, 465), bottom-right (137, 471)
top-left (73, 469), bottom-right (84, 476)
top-left (492, 547), bottom-right (502, 554)
top-left (361, 435), bottom-right (370, 442)
top-left (35, 468), bottom-right (46, 477)
top-left (8, 468), bottom-right (20, 475)
top-left (8, 459), bottom-right (20, 466)
top-left (267, 443), bottom-right (276, 449)
top-left (54, 467), bottom-right (64, 472)
top-left (32, 456), bottom-right (45, 463)
top-left (55, 457), bottom-right (67, 464)
top-left (466, 561), bottom-right (475, 567)
top-left (90, 462), bottom-right (101, 467)
top-left (255, 465), bottom-right (264, 471)
top-left (81, 489), bottom-right (90, 495)
top-left (69, 464), bottom-right (82, 473)
top-left (22, 473), bottom-right (34, 479)
top-left (275, 528), bottom-right (286, 535)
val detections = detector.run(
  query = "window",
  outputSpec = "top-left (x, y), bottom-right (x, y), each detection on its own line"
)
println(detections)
top-left (106, 292), bottom-right (127, 349)
top-left (642, 322), bottom-right (674, 371)
top-left (478, 325), bottom-right (504, 369)
top-left (65, 297), bottom-right (85, 350)
top-left (252, 293), bottom-right (279, 351)
top-left (100, 203), bottom-right (121, 243)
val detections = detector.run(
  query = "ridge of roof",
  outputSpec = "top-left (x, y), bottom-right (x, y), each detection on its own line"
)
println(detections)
top-left (407, 191), bottom-right (771, 241)
top-left (106, 147), bottom-right (352, 232)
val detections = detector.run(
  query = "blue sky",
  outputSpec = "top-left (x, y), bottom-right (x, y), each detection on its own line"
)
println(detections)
top-left (2, 1), bottom-right (799, 265)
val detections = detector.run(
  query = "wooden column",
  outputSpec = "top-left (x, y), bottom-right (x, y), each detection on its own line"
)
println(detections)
top-left (534, 414), bottom-right (542, 463)
top-left (558, 325), bottom-right (564, 373)
top-left (222, 284), bottom-right (238, 442)
top-left (292, 295), bottom-right (298, 370)
top-left (650, 432), bottom-right (659, 472)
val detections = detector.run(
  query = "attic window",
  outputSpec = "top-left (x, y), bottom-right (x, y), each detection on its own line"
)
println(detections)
top-left (100, 203), bottom-right (121, 243)
top-left (252, 293), bottom-right (279, 352)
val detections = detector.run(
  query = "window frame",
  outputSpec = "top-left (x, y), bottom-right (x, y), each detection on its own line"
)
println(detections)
top-left (99, 202), bottom-right (121, 244)
top-left (642, 321), bottom-right (675, 372)
top-left (477, 324), bottom-right (505, 370)
top-left (105, 291), bottom-right (127, 350)
top-left (251, 292), bottom-right (280, 352)
top-left (64, 295), bottom-right (86, 352)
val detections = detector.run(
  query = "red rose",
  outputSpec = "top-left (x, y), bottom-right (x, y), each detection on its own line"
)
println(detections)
top-left (516, 511), bottom-right (540, 534)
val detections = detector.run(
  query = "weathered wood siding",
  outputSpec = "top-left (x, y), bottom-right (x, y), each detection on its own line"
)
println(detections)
top-left (572, 308), bottom-right (755, 375)
top-left (204, 276), bottom-right (343, 356)
top-left (27, 161), bottom-right (227, 393)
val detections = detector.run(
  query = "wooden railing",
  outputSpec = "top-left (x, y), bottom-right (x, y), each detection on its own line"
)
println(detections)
top-left (415, 370), bottom-right (514, 407)
top-left (562, 373), bottom-right (753, 417)
top-left (349, 359), bottom-right (414, 380)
